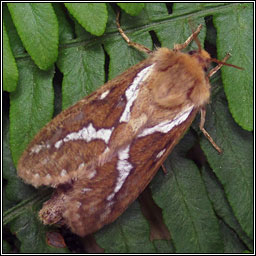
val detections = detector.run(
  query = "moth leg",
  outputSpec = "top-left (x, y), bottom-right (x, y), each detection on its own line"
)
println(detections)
top-left (208, 53), bottom-right (231, 78)
top-left (161, 164), bottom-right (167, 174)
top-left (199, 107), bottom-right (222, 154)
top-left (173, 24), bottom-right (203, 51)
top-left (116, 11), bottom-right (152, 54)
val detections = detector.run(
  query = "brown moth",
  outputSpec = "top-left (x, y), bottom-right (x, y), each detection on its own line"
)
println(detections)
top-left (17, 18), bottom-right (241, 237)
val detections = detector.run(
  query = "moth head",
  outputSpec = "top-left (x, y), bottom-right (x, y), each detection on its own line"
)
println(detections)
top-left (188, 25), bottom-right (242, 72)
top-left (151, 48), bottom-right (212, 109)
top-left (188, 49), bottom-right (211, 73)
top-left (188, 48), bottom-right (243, 74)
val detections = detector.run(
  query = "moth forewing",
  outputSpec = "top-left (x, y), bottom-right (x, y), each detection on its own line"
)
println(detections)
top-left (61, 108), bottom-right (199, 236)
top-left (17, 58), bottom-right (153, 188)
top-left (17, 21), bottom-right (232, 237)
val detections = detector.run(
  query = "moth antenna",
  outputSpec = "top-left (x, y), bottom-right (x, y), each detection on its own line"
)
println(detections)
top-left (208, 53), bottom-right (243, 78)
top-left (187, 21), bottom-right (242, 69)
top-left (194, 35), bottom-right (202, 52)
top-left (200, 108), bottom-right (222, 154)
top-left (188, 21), bottom-right (202, 52)
top-left (173, 24), bottom-right (202, 51)
top-left (211, 58), bottom-right (243, 70)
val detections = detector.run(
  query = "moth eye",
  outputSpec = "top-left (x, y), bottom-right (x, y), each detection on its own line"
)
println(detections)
top-left (188, 50), bottom-right (197, 55)
top-left (204, 66), bottom-right (208, 72)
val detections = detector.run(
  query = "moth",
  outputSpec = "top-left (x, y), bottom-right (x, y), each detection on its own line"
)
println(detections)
top-left (17, 16), bottom-right (241, 237)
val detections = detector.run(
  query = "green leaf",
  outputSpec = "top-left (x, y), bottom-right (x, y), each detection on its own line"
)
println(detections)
top-left (213, 3), bottom-right (253, 131)
top-left (52, 3), bottom-right (74, 42)
top-left (201, 165), bottom-right (253, 251)
top-left (10, 59), bottom-right (54, 165)
top-left (3, 240), bottom-right (12, 253)
top-left (7, 3), bottom-right (58, 70)
top-left (172, 2), bottom-right (228, 14)
top-left (172, 2), bottom-right (253, 132)
top-left (154, 17), bottom-right (206, 49)
top-left (4, 3), bottom-right (252, 253)
top-left (95, 201), bottom-right (155, 253)
top-left (219, 220), bottom-right (247, 253)
top-left (243, 250), bottom-right (253, 253)
top-left (200, 90), bottom-right (253, 240)
top-left (151, 133), bottom-right (223, 253)
top-left (104, 30), bottom-right (152, 80)
top-left (152, 240), bottom-right (175, 253)
top-left (64, 3), bottom-right (108, 36)
top-left (3, 188), bottom-right (50, 226)
top-left (3, 4), bottom-right (25, 56)
top-left (3, 21), bottom-right (18, 92)
top-left (57, 45), bottom-right (105, 110)
top-left (10, 209), bottom-right (69, 253)
top-left (3, 102), bottom-right (36, 204)
top-left (117, 3), bottom-right (145, 16)
top-left (4, 189), bottom-right (70, 253)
